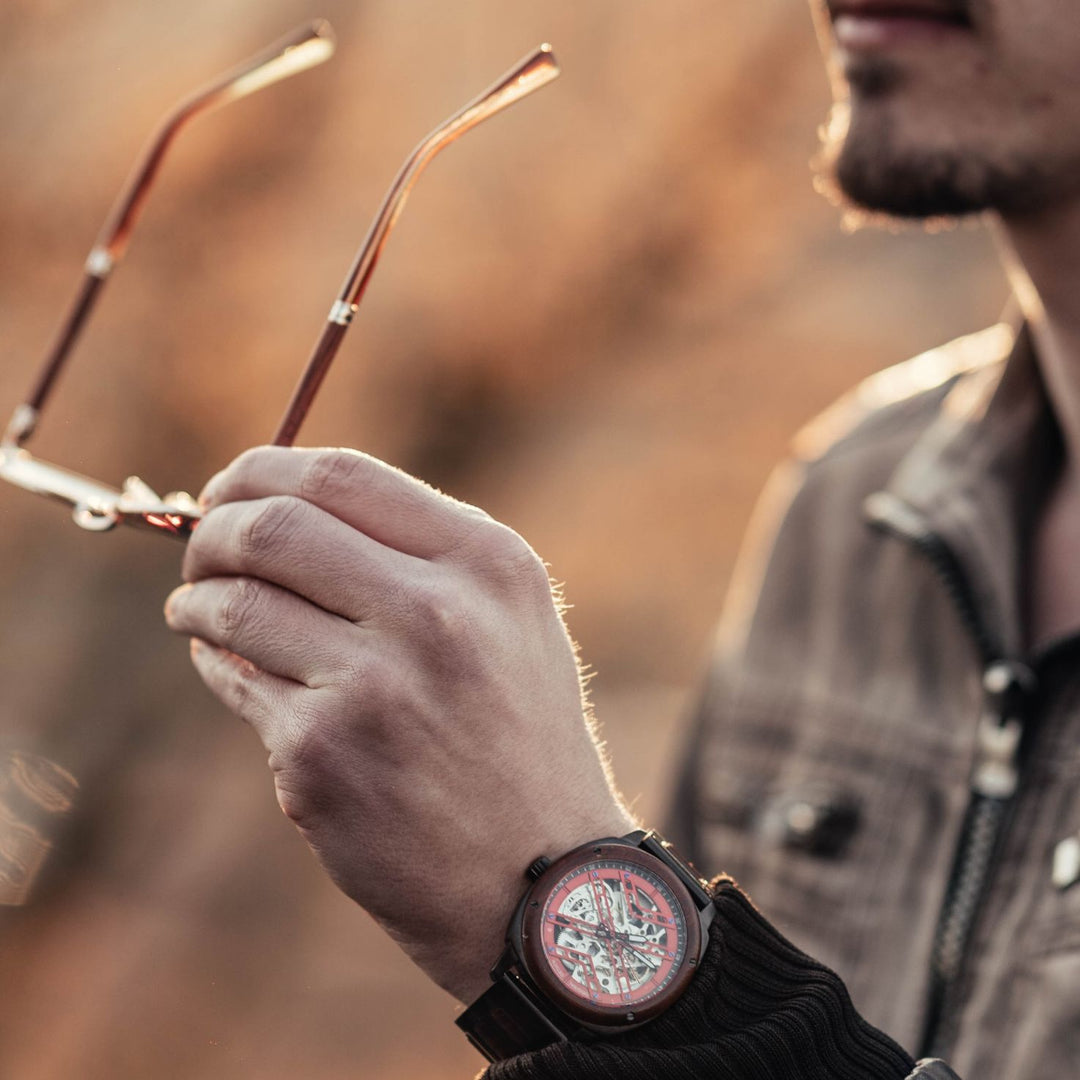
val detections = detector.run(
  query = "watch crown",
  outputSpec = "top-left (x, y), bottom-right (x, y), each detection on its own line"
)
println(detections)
top-left (525, 855), bottom-right (552, 881)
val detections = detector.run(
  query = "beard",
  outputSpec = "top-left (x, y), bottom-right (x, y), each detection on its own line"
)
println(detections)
top-left (816, 58), bottom-right (1074, 223)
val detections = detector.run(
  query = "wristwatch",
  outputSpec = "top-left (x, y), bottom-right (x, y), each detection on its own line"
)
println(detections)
top-left (456, 829), bottom-right (715, 1062)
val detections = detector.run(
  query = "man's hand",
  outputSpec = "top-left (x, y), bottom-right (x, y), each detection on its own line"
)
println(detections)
top-left (164, 446), bottom-right (635, 1003)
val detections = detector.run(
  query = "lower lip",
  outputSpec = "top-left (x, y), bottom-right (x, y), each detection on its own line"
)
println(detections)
top-left (833, 12), bottom-right (972, 50)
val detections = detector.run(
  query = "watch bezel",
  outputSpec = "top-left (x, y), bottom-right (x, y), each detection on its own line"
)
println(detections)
top-left (516, 840), bottom-right (702, 1028)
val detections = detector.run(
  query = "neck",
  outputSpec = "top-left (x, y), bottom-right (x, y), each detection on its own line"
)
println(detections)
top-left (993, 200), bottom-right (1080, 467)
top-left (992, 201), bottom-right (1080, 648)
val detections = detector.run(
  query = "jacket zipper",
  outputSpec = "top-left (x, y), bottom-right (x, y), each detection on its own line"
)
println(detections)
top-left (919, 660), bottom-right (1032, 1059)
top-left (864, 493), bottom-right (1036, 1060)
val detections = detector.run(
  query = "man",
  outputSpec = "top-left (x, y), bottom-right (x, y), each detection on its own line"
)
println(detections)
top-left (164, 1), bottom-right (1080, 1076)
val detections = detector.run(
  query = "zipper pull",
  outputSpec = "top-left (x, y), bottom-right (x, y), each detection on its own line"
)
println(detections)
top-left (972, 661), bottom-right (1035, 799)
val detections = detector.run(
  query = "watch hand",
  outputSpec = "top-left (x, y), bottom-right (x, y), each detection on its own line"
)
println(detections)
top-left (551, 911), bottom-right (604, 937)
top-left (623, 943), bottom-right (662, 970)
top-left (623, 935), bottom-right (670, 959)
top-left (622, 928), bottom-right (669, 946)
top-left (589, 877), bottom-right (616, 933)
top-left (612, 936), bottom-right (632, 989)
top-left (609, 939), bottom-right (635, 994)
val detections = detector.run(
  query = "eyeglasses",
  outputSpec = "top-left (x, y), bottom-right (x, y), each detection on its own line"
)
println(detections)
top-left (0, 23), bottom-right (559, 540)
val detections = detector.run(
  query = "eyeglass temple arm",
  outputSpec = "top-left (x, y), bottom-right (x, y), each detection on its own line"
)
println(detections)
top-left (5, 19), bottom-right (336, 450)
top-left (271, 43), bottom-right (559, 448)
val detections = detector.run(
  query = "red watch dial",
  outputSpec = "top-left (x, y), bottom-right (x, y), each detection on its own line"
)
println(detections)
top-left (520, 843), bottom-right (701, 1027)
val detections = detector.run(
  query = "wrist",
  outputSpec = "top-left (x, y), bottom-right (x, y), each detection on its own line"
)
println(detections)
top-left (440, 809), bottom-right (639, 1004)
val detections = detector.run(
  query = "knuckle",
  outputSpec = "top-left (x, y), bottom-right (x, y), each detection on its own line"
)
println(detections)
top-left (240, 496), bottom-right (305, 563)
top-left (185, 504), bottom-right (246, 582)
top-left (211, 446), bottom-right (269, 502)
top-left (272, 705), bottom-right (345, 825)
top-left (231, 445), bottom-right (268, 481)
top-left (409, 576), bottom-right (467, 632)
top-left (274, 778), bottom-right (308, 826)
top-left (290, 689), bottom-right (329, 736)
top-left (216, 649), bottom-right (257, 716)
top-left (324, 652), bottom-right (369, 699)
top-left (469, 521), bottom-right (550, 590)
top-left (300, 449), bottom-right (368, 503)
top-left (328, 653), bottom-right (394, 725)
top-left (404, 578), bottom-right (482, 677)
top-left (217, 577), bottom-right (262, 639)
top-left (285, 715), bottom-right (335, 771)
top-left (273, 757), bottom-right (321, 827)
top-left (317, 649), bottom-right (395, 730)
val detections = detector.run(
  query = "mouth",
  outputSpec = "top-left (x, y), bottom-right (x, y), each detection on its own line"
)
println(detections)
top-left (828, 0), bottom-right (974, 51)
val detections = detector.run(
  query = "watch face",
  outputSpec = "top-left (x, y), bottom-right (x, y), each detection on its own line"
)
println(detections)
top-left (520, 843), bottom-right (701, 1026)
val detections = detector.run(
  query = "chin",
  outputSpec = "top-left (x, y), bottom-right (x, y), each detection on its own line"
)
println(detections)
top-left (834, 143), bottom-right (992, 220)
top-left (817, 97), bottom-right (1067, 223)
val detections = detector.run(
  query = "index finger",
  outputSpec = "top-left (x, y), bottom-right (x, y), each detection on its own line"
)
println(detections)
top-left (199, 446), bottom-right (490, 561)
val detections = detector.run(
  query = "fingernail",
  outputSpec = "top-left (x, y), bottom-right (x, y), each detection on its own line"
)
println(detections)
top-left (164, 585), bottom-right (189, 623)
top-left (198, 470), bottom-right (226, 511)
top-left (189, 638), bottom-right (204, 659)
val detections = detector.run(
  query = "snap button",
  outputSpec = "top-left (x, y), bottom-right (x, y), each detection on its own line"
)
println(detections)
top-left (759, 782), bottom-right (861, 857)
top-left (1052, 834), bottom-right (1080, 892)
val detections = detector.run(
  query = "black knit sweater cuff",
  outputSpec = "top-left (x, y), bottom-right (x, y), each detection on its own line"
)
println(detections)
top-left (484, 877), bottom-right (916, 1080)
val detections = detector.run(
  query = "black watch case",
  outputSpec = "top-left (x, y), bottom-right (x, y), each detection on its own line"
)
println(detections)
top-left (457, 830), bottom-right (714, 1060)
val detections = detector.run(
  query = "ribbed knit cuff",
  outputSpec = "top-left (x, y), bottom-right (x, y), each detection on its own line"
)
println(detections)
top-left (485, 877), bottom-right (916, 1080)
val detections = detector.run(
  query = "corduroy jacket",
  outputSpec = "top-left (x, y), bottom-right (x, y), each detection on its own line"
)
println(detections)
top-left (665, 321), bottom-right (1079, 1078)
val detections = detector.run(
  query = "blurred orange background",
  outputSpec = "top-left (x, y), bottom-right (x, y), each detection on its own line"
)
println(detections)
top-left (0, 1), bottom-right (1006, 1077)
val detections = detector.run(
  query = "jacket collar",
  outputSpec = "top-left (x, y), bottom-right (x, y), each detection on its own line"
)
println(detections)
top-left (868, 324), bottom-right (1063, 661)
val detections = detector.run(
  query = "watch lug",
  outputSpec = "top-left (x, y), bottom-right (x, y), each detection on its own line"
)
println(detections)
top-left (489, 942), bottom-right (517, 982)
top-left (699, 899), bottom-right (716, 935)
top-left (638, 830), bottom-right (712, 909)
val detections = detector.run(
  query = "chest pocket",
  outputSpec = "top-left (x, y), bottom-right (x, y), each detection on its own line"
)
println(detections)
top-left (692, 681), bottom-right (970, 1049)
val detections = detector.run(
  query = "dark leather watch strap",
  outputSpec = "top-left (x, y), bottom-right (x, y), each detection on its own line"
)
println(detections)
top-left (456, 972), bottom-right (569, 1062)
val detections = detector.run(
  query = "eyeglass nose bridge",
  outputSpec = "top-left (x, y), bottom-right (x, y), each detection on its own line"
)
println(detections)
top-left (0, 441), bottom-right (201, 538)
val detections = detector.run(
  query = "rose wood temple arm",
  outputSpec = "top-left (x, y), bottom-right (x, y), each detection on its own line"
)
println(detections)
top-left (271, 44), bottom-right (560, 448)
top-left (0, 21), bottom-right (335, 537)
